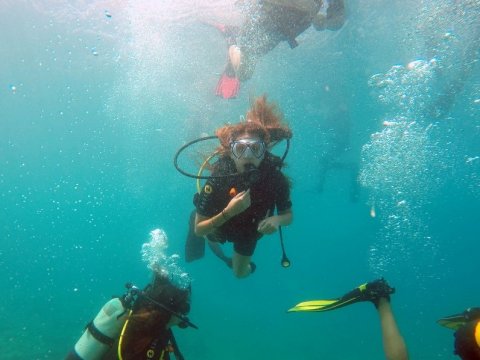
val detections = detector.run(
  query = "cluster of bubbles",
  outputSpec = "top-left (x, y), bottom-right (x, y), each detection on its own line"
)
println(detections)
top-left (359, 54), bottom-right (453, 276)
top-left (359, 118), bottom-right (442, 274)
top-left (368, 59), bottom-right (438, 119)
top-left (361, 0), bottom-right (480, 274)
top-left (463, 153), bottom-right (480, 199)
top-left (370, 219), bottom-right (440, 280)
top-left (141, 228), bottom-right (191, 289)
top-left (360, 120), bottom-right (440, 199)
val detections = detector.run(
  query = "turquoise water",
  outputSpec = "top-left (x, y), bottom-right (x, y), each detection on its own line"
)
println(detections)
top-left (1, 1), bottom-right (479, 359)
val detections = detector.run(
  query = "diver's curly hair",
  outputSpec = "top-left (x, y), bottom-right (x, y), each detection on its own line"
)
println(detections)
top-left (216, 95), bottom-right (292, 153)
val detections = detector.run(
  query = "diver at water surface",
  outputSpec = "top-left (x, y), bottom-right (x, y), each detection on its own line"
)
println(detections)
top-left (214, 0), bottom-right (346, 98)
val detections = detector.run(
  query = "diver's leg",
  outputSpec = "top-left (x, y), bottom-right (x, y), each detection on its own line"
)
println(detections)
top-left (318, 161), bottom-right (328, 193)
top-left (228, 45), bottom-right (258, 81)
top-left (232, 251), bottom-right (254, 278)
top-left (207, 240), bottom-right (232, 268)
top-left (228, 45), bottom-right (242, 72)
top-left (348, 162), bottom-right (360, 202)
top-left (377, 298), bottom-right (409, 360)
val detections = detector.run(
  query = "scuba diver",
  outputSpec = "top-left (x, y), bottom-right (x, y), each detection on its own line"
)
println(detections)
top-left (65, 274), bottom-right (196, 360)
top-left (438, 307), bottom-right (480, 359)
top-left (289, 278), bottom-right (409, 360)
top-left (316, 104), bottom-right (360, 202)
top-left (215, 0), bottom-right (346, 99)
top-left (181, 95), bottom-right (293, 278)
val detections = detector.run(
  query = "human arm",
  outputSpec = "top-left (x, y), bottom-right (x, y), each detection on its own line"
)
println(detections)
top-left (257, 209), bottom-right (292, 234)
top-left (256, 166), bottom-right (293, 234)
top-left (194, 189), bottom-right (251, 237)
top-left (377, 298), bottom-right (409, 360)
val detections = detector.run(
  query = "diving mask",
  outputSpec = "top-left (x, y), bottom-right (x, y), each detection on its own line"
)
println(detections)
top-left (230, 139), bottom-right (266, 159)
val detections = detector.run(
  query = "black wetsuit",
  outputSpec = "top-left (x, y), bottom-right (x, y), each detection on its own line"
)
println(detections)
top-left (238, 0), bottom-right (321, 55)
top-left (101, 328), bottom-right (175, 360)
top-left (195, 153), bottom-right (291, 256)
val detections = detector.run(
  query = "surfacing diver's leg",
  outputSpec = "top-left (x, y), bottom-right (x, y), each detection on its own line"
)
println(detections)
top-left (377, 298), bottom-right (409, 360)
top-left (347, 162), bottom-right (360, 202)
top-left (207, 240), bottom-right (232, 268)
top-left (232, 251), bottom-right (253, 278)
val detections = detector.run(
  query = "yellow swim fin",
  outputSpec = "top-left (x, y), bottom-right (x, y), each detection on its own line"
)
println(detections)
top-left (288, 278), bottom-right (395, 313)
top-left (288, 299), bottom-right (339, 312)
top-left (438, 308), bottom-right (480, 330)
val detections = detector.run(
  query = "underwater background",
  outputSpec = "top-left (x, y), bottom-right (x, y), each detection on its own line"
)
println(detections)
top-left (1, 0), bottom-right (479, 359)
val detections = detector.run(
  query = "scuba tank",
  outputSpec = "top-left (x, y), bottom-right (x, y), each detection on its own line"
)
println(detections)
top-left (66, 298), bottom-right (128, 360)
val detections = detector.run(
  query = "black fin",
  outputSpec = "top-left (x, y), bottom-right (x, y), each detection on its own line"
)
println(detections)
top-left (185, 210), bottom-right (205, 262)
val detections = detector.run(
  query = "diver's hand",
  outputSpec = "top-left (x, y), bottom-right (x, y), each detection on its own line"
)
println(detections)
top-left (225, 189), bottom-right (251, 217)
top-left (257, 216), bottom-right (280, 235)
